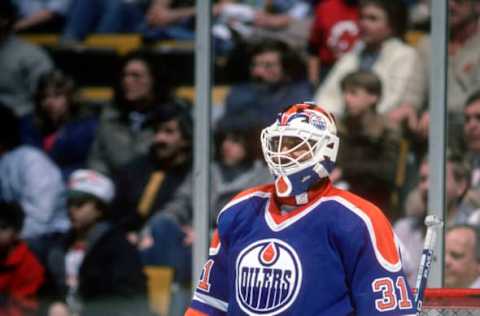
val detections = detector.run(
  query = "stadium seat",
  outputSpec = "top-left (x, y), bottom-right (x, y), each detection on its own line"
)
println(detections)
top-left (78, 86), bottom-right (113, 104)
top-left (151, 40), bottom-right (194, 53)
top-left (144, 266), bottom-right (174, 316)
top-left (77, 85), bottom-right (231, 106)
top-left (176, 85), bottom-right (231, 106)
top-left (84, 34), bottom-right (142, 55)
top-left (19, 33), bottom-right (142, 55)
top-left (18, 33), bottom-right (60, 47)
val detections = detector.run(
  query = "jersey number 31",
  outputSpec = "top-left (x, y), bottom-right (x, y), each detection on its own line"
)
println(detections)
top-left (372, 276), bottom-right (413, 311)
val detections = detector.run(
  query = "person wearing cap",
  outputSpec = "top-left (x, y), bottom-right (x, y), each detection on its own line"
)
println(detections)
top-left (45, 169), bottom-right (150, 316)
top-left (0, 201), bottom-right (45, 316)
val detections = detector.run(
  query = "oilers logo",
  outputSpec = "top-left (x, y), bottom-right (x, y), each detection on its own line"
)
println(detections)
top-left (235, 239), bottom-right (302, 315)
top-left (283, 111), bottom-right (326, 131)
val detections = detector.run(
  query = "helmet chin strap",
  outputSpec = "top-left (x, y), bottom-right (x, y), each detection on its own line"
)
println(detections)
top-left (275, 162), bottom-right (331, 204)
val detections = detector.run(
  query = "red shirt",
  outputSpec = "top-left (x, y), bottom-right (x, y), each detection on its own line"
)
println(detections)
top-left (0, 241), bottom-right (45, 316)
top-left (308, 0), bottom-right (359, 66)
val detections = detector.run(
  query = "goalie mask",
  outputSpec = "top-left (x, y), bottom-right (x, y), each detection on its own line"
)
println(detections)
top-left (261, 103), bottom-right (339, 199)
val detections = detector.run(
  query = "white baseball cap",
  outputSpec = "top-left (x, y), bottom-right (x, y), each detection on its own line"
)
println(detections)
top-left (68, 169), bottom-right (115, 204)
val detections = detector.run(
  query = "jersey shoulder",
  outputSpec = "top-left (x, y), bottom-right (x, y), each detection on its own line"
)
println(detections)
top-left (326, 186), bottom-right (390, 225)
top-left (216, 184), bottom-right (274, 234)
top-left (325, 186), bottom-right (402, 272)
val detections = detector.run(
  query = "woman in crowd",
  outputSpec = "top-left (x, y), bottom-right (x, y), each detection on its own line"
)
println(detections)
top-left (87, 50), bottom-right (174, 176)
top-left (20, 70), bottom-right (97, 180)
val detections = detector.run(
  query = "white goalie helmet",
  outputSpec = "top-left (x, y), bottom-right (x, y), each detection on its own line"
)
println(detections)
top-left (260, 103), bottom-right (339, 197)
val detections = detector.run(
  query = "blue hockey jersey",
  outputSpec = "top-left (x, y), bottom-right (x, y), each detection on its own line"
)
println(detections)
top-left (186, 181), bottom-right (416, 316)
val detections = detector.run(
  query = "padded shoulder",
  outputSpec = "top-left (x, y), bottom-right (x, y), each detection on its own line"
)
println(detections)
top-left (216, 184), bottom-right (274, 240)
top-left (325, 187), bottom-right (402, 272)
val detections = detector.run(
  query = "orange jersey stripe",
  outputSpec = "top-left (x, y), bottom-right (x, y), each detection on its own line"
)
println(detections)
top-left (328, 187), bottom-right (400, 268)
top-left (210, 229), bottom-right (220, 249)
top-left (209, 229), bottom-right (221, 256)
top-left (184, 308), bottom-right (208, 316)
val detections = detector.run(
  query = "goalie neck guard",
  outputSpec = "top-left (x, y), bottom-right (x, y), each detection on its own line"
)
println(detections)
top-left (260, 103), bottom-right (339, 201)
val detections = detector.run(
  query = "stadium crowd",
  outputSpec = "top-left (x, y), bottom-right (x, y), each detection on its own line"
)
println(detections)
top-left (1, 0), bottom-right (480, 315)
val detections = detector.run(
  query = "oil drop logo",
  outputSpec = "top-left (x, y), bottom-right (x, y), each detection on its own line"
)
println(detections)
top-left (235, 239), bottom-right (302, 315)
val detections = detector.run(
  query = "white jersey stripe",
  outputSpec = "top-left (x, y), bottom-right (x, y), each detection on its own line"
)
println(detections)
top-left (217, 191), bottom-right (271, 224)
top-left (193, 292), bottom-right (229, 312)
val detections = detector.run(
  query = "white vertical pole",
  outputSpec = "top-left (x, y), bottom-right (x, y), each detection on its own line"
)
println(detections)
top-left (193, 0), bottom-right (212, 283)
top-left (427, 0), bottom-right (448, 288)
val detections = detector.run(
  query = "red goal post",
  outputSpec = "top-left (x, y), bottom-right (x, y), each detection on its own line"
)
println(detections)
top-left (419, 289), bottom-right (480, 315)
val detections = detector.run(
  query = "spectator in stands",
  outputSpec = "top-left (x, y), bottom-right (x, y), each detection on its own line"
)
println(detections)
top-left (112, 101), bottom-right (193, 235)
top-left (61, 0), bottom-right (143, 44)
top-left (394, 152), bottom-right (480, 287)
top-left (141, 0), bottom-right (197, 41)
top-left (412, 0), bottom-right (480, 141)
top-left (140, 119), bottom-right (272, 239)
top-left (213, 0), bottom-right (313, 51)
top-left (464, 90), bottom-right (480, 189)
top-left (0, 104), bottom-right (70, 256)
top-left (307, 0), bottom-right (359, 84)
top-left (0, 0), bottom-right (54, 116)
top-left (45, 169), bottom-right (149, 316)
top-left (20, 70), bottom-right (98, 181)
top-left (333, 70), bottom-right (401, 220)
top-left (314, 0), bottom-right (421, 124)
top-left (12, 0), bottom-right (71, 33)
top-left (61, 0), bottom-right (218, 44)
top-left (209, 123), bottom-right (272, 217)
top-left (0, 201), bottom-right (45, 316)
top-left (109, 103), bottom-right (192, 316)
top-left (223, 39), bottom-right (312, 129)
top-left (87, 51), bottom-right (174, 176)
top-left (444, 224), bottom-right (480, 288)
top-left (138, 121), bottom-right (271, 316)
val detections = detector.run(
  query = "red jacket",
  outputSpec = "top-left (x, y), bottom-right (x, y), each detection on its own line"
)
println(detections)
top-left (0, 241), bottom-right (45, 316)
top-left (308, 0), bottom-right (359, 66)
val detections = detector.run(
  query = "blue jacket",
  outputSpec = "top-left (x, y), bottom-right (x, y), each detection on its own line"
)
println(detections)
top-left (224, 80), bottom-right (313, 128)
top-left (20, 114), bottom-right (98, 180)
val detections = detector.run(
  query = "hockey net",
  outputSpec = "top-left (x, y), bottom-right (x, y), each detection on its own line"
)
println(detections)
top-left (419, 289), bottom-right (480, 316)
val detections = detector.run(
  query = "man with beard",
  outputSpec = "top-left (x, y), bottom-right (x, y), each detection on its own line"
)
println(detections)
top-left (222, 39), bottom-right (312, 130)
top-left (112, 101), bottom-right (192, 234)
